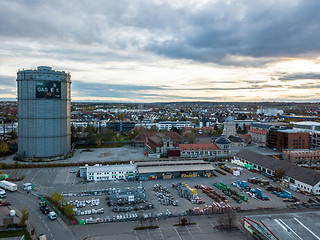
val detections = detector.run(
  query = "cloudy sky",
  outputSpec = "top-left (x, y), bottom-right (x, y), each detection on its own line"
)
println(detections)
top-left (1, 0), bottom-right (320, 102)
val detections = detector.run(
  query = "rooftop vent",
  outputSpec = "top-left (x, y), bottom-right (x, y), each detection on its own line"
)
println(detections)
top-left (37, 66), bottom-right (52, 71)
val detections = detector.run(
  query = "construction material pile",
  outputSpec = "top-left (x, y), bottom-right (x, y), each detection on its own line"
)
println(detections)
top-left (153, 184), bottom-right (179, 206)
top-left (173, 182), bottom-right (204, 204)
top-left (213, 181), bottom-right (247, 203)
top-left (250, 188), bottom-right (269, 200)
top-left (106, 186), bottom-right (146, 206)
top-left (195, 184), bottom-right (227, 202)
top-left (190, 202), bottom-right (232, 215)
top-left (248, 177), bottom-right (269, 186)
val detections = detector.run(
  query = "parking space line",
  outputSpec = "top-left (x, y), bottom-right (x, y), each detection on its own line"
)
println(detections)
top-left (31, 170), bottom-right (40, 182)
top-left (185, 226), bottom-right (195, 240)
top-left (195, 225), bottom-right (202, 232)
top-left (174, 227), bottom-right (183, 240)
top-left (158, 228), bottom-right (165, 239)
top-left (134, 231), bottom-right (139, 240)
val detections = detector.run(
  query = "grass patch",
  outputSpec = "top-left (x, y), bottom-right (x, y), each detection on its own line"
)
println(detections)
top-left (134, 225), bottom-right (159, 230)
top-left (0, 229), bottom-right (31, 240)
top-left (75, 143), bottom-right (128, 149)
top-left (173, 222), bottom-right (196, 226)
top-left (81, 149), bottom-right (94, 152)
top-left (0, 160), bottom-right (130, 169)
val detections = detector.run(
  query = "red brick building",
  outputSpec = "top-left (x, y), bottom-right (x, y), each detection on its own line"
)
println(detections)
top-left (267, 128), bottom-right (310, 151)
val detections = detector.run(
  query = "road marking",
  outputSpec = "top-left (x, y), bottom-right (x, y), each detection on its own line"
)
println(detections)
top-left (185, 226), bottom-right (195, 239)
top-left (158, 228), bottom-right (165, 239)
top-left (276, 219), bottom-right (303, 240)
top-left (294, 217), bottom-right (320, 240)
top-left (31, 170), bottom-right (40, 182)
top-left (134, 230), bottom-right (139, 240)
top-left (174, 227), bottom-right (184, 240)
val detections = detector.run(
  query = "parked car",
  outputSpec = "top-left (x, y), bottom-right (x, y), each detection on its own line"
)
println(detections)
top-left (0, 201), bottom-right (11, 206)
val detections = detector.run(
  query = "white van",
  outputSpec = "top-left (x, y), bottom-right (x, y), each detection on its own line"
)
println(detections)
top-left (0, 188), bottom-right (6, 198)
top-left (48, 211), bottom-right (57, 220)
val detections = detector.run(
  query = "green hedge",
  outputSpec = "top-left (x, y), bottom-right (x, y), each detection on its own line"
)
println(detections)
top-left (0, 229), bottom-right (31, 240)
top-left (0, 160), bottom-right (130, 170)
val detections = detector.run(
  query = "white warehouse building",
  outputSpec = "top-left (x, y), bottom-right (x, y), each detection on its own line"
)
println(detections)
top-left (234, 149), bottom-right (320, 195)
top-left (80, 164), bottom-right (137, 181)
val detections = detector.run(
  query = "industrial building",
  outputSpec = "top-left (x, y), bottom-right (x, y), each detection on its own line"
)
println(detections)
top-left (134, 158), bottom-right (215, 180)
top-left (80, 164), bottom-right (137, 181)
top-left (244, 211), bottom-right (320, 240)
top-left (17, 66), bottom-right (71, 159)
top-left (234, 149), bottom-right (320, 195)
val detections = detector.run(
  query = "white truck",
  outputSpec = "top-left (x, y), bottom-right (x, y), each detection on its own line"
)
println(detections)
top-left (0, 188), bottom-right (6, 198)
top-left (0, 180), bottom-right (17, 192)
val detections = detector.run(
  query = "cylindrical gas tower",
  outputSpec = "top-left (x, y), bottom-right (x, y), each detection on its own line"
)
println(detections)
top-left (17, 66), bottom-right (71, 159)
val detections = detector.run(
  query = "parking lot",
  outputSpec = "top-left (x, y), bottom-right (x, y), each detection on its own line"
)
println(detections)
top-left (4, 162), bottom-right (316, 239)
top-left (5, 163), bottom-right (311, 221)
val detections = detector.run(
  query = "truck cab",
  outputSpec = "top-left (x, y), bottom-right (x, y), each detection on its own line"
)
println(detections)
top-left (23, 183), bottom-right (33, 191)
top-left (0, 188), bottom-right (6, 198)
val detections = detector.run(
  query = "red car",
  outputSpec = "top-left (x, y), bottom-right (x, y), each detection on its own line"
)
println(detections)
top-left (0, 202), bottom-right (11, 206)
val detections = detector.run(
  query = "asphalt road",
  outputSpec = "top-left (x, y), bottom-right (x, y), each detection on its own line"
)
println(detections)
top-left (6, 190), bottom-right (76, 240)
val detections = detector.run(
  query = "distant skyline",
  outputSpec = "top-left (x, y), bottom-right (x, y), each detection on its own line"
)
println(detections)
top-left (1, 0), bottom-right (320, 102)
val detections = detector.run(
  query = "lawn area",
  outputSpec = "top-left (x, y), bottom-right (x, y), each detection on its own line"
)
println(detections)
top-left (0, 229), bottom-right (31, 240)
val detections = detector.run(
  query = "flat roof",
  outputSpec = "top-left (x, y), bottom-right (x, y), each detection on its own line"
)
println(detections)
top-left (294, 121), bottom-right (320, 126)
top-left (138, 164), bottom-right (215, 174)
top-left (82, 164), bottom-right (137, 172)
top-left (245, 211), bottom-right (320, 240)
top-left (136, 160), bottom-right (207, 166)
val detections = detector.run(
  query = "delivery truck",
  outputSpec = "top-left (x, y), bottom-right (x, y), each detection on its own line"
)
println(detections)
top-left (0, 180), bottom-right (17, 192)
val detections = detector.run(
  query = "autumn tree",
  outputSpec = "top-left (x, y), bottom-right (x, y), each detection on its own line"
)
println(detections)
top-left (275, 168), bottom-right (284, 179)
top-left (19, 207), bottom-right (29, 226)
top-left (0, 141), bottom-right (9, 156)
top-left (64, 204), bottom-right (74, 217)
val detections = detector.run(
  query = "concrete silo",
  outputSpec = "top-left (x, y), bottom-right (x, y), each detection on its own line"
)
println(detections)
top-left (17, 66), bottom-right (71, 159)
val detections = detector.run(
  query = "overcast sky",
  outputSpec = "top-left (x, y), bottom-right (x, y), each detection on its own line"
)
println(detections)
top-left (1, 0), bottom-right (320, 102)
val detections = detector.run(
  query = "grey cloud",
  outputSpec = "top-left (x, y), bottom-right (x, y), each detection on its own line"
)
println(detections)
top-left (279, 73), bottom-right (320, 81)
top-left (72, 80), bottom-right (222, 101)
top-left (0, 75), bottom-right (16, 88)
top-left (288, 83), bottom-right (320, 89)
top-left (2, 1), bottom-right (320, 66)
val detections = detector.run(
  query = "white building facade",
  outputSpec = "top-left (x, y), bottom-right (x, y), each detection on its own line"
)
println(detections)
top-left (80, 164), bottom-right (137, 181)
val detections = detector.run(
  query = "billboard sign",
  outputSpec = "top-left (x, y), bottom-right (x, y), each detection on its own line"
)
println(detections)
top-left (36, 81), bottom-right (61, 99)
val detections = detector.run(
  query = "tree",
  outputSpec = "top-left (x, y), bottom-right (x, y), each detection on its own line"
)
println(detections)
top-left (19, 207), bottom-right (29, 226)
top-left (137, 209), bottom-right (145, 227)
top-left (85, 125), bottom-right (97, 145)
top-left (64, 204), bottom-right (74, 217)
top-left (217, 210), bottom-right (236, 228)
top-left (0, 141), bottom-right (9, 156)
top-left (171, 126), bottom-right (182, 135)
top-left (51, 192), bottom-right (62, 203)
top-left (101, 127), bottom-right (114, 142)
top-left (187, 133), bottom-right (196, 144)
top-left (275, 168), bottom-right (284, 179)
top-left (8, 130), bottom-right (17, 139)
